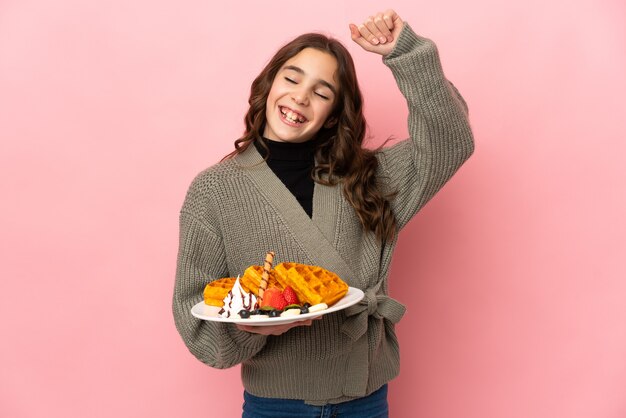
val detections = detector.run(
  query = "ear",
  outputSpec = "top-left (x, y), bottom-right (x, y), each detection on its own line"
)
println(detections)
top-left (323, 117), bottom-right (337, 129)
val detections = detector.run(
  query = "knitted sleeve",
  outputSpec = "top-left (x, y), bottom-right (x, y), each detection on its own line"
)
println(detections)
top-left (378, 23), bottom-right (474, 230)
top-left (172, 179), bottom-right (268, 369)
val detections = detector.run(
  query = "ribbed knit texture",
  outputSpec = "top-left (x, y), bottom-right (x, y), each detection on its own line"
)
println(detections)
top-left (173, 23), bottom-right (474, 405)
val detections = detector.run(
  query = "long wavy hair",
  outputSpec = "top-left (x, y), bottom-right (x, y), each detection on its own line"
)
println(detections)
top-left (224, 33), bottom-right (397, 243)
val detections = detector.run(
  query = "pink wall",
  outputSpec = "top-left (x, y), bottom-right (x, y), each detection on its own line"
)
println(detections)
top-left (1, 1), bottom-right (625, 417)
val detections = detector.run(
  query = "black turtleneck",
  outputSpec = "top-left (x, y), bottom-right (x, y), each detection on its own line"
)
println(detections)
top-left (254, 138), bottom-right (317, 218)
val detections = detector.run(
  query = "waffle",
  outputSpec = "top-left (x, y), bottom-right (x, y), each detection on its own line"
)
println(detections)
top-left (241, 265), bottom-right (284, 296)
top-left (203, 277), bottom-right (238, 307)
top-left (273, 262), bottom-right (348, 306)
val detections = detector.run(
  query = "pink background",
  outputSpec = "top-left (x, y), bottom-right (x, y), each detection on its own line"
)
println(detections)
top-left (1, 0), bottom-right (625, 417)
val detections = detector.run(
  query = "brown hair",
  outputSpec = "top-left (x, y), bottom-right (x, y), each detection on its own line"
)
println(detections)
top-left (224, 33), bottom-right (397, 243)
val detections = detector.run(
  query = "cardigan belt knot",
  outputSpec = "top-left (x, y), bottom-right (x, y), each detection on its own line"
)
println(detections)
top-left (340, 283), bottom-right (406, 396)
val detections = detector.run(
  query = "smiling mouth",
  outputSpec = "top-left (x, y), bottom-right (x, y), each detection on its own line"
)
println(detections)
top-left (279, 106), bottom-right (308, 124)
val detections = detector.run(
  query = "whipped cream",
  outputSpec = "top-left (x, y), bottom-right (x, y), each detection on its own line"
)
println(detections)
top-left (219, 276), bottom-right (257, 318)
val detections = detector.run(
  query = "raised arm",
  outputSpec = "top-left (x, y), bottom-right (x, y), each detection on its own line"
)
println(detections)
top-left (350, 10), bottom-right (474, 229)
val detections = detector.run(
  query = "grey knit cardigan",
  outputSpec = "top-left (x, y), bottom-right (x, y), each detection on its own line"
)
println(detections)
top-left (173, 23), bottom-right (474, 405)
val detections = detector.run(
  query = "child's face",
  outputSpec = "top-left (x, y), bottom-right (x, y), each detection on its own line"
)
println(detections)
top-left (263, 48), bottom-right (338, 143)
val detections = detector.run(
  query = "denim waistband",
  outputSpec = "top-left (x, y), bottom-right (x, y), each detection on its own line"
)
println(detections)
top-left (242, 384), bottom-right (388, 418)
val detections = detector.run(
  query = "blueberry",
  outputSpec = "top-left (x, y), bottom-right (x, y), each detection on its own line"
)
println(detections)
top-left (303, 303), bottom-right (311, 308)
top-left (268, 309), bottom-right (281, 318)
top-left (239, 309), bottom-right (251, 319)
top-left (300, 306), bottom-right (309, 314)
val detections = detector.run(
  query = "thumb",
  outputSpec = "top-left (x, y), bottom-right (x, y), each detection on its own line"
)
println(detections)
top-left (348, 23), bottom-right (370, 50)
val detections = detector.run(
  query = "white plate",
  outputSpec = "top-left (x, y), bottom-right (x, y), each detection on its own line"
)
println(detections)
top-left (191, 287), bottom-right (364, 326)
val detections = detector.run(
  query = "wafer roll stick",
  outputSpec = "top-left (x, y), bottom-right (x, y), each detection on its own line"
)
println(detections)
top-left (257, 251), bottom-right (275, 305)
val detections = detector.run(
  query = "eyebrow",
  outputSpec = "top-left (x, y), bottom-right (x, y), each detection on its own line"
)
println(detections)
top-left (283, 65), bottom-right (337, 96)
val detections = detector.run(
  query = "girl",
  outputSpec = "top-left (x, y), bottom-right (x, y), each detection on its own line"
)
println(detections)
top-left (173, 9), bottom-right (473, 418)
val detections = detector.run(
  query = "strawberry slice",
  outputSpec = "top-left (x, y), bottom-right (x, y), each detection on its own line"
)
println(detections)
top-left (282, 286), bottom-right (300, 306)
top-left (262, 287), bottom-right (287, 311)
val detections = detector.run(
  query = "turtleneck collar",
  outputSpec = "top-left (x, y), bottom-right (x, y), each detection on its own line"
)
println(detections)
top-left (254, 137), bottom-right (320, 161)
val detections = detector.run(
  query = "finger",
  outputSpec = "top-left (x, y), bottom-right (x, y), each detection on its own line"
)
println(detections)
top-left (349, 23), bottom-right (376, 51)
top-left (384, 9), bottom-right (400, 25)
top-left (373, 12), bottom-right (393, 41)
top-left (385, 9), bottom-right (403, 34)
top-left (240, 325), bottom-right (285, 336)
top-left (267, 321), bottom-right (312, 335)
top-left (382, 12), bottom-right (395, 30)
top-left (237, 324), bottom-right (266, 332)
top-left (349, 23), bottom-right (362, 40)
top-left (236, 325), bottom-right (257, 333)
top-left (358, 23), bottom-right (379, 45)
top-left (364, 18), bottom-right (385, 44)
top-left (382, 13), bottom-right (395, 41)
top-left (244, 319), bottom-right (312, 333)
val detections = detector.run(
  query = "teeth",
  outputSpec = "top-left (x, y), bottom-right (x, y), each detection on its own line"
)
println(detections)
top-left (281, 107), bottom-right (305, 123)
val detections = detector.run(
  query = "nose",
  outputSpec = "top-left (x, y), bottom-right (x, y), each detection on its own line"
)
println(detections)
top-left (291, 87), bottom-right (309, 106)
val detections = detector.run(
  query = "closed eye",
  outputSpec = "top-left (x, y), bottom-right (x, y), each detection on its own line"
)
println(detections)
top-left (315, 92), bottom-right (330, 100)
top-left (284, 77), bottom-right (297, 84)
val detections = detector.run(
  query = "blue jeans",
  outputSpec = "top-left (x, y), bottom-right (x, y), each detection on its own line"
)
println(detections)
top-left (242, 384), bottom-right (389, 418)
